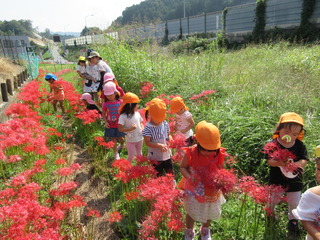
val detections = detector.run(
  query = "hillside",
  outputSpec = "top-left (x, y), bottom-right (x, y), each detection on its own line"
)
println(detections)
top-left (112, 0), bottom-right (255, 27)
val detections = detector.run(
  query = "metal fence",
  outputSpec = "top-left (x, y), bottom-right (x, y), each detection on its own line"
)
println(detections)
top-left (64, 0), bottom-right (319, 46)
top-left (0, 35), bottom-right (39, 79)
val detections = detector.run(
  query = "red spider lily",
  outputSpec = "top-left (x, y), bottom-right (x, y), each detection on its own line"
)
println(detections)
top-left (67, 195), bottom-right (87, 208)
top-left (17, 80), bottom-right (47, 107)
top-left (107, 211), bottom-right (123, 223)
top-left (207, 168), bottom-right (238, 194)
top-left (86, 207), bottom-right (101, 218)
top-left (124, 191), bottom-right (139, 201)
top-left (171, 151), bottom-right (184, 163)
top-left (53, 145), bottom-right (64, 151)
top-left (112, 159), bottom-right (132, 171)
top-left (4, 155), bottom-right (23, 163)
top-left (50, 181), bottom-right (78, 196)
top-left (75, 109), bottom-right (101, 124)
top-left (135, 155), bottom-right (152, 164)
top-left (263, 141), bottom-right (299, 172)
top-left (237, 176), bottom-right (286, 215)
top-left (283, 161), bottom-right (299, 173)
top-left (56, 164), bottom-right (81, 176)
top-left (94, 136), bottom-right (105, 142)
top-left (55, 158), bottom-right (67, 165)
top-left (139, 81), bottom-right (155, 99)
top-left (263, 141), bottom-right (296, 162)
top-left (47, 128), bottom-right (62, 137)
top-left (112, 157), bottom-right (157, 183)
top-left (70, 163), bottom-right (81, 170)
top-left (168, 133), bottom-right (187, 149)
top-left (5, 103), bottom-right (42, 120)
top-left (0, 117), bottom-right (50, 158)
top-left (94, 137), bottom-right (115, 149)
top-left (138, 174), bottom-right (184, 238)
top-left (190, 90), bottom-right (216, 101)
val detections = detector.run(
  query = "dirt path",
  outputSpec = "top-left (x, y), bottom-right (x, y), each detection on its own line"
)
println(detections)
top-left (69, 144), bottom-right (120, 240)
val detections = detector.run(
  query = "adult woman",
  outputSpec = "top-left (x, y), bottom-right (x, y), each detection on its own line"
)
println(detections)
top-left (85, 51), bottom-right (104, 100)
top-left (85, 51), bottom-right (114, 100)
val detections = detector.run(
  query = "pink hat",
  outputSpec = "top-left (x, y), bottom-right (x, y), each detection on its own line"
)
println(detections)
top-left (103, 82), bottom-right (117, 95)
top-left (80, 93), bottom-right (95, 105)
top-left (103, 73), bottom-right (115, 83)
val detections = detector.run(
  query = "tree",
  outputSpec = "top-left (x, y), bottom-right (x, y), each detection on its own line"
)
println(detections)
top-left (80, 27), bottom-right (102, 36)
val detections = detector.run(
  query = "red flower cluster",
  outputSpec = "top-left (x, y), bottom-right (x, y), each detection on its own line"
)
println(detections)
top-left (75, 109), bottom-right (101, 125)
top-left (168, 133), bottom-right (187, 149)
top-left (107, 211), bottom-right (123, 223)
top-left (238, 176), bottom-right (285, 215)
top-left (139, 81), bottom-right (155, 99)
top-left (190, 89), bottom-right (216, 100)
top-left (56, 163), bottom-right (82, 176)
top-left (86, 207), bottom-right (101, 218)
top-left (94, 136), bottom-right (115, 149)
top-left (208, 168), bottom-right (238, 194)
top-left (112, 158), bottom-right (157, 183)
top-left (0, 71), bottom-right (88, 239)
top-left (138, 174), bottom-right (184, 238)
top-left (263, 141), bottom-right (299, 173)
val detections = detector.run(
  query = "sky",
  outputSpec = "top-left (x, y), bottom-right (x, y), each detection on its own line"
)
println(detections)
top-left (0, 0), bottom-right (144, 33)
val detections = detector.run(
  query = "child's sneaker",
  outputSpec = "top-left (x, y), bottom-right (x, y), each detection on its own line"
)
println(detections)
top-left (184, 228), bottom-right (195, 240)
top-left (117, 144), bottom-right (123, 153)
top-left (114, 152), bottom-right (120, 160)
top-left (200, 227), bottom-right (212, 240)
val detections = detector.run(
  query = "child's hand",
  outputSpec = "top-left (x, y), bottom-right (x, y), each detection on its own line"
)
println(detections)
top-left (158, 144), bottom-right (168, 152)
top-left (278, 159), bottom-right (288, 167)
top-left (131, 123), bottom-right (137, 130)
top-left (105, 122), bottom-right (110, 128)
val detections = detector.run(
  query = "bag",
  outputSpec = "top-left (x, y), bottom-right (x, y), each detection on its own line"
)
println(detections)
top-left (85, 79), bottom-right (92, 87)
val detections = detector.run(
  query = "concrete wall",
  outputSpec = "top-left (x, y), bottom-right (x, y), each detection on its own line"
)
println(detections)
top-left (0, 67), bottom-right (29, 123)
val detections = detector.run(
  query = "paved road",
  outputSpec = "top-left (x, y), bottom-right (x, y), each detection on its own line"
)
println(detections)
top-left (48, 41), bottom-right (70, 64)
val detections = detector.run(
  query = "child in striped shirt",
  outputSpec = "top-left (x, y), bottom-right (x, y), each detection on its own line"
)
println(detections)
top-left (142, 98), bottom-right (173, 176)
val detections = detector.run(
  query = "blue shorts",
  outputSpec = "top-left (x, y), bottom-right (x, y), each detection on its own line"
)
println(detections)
top-left (104, 128), bottom-right (125, 139)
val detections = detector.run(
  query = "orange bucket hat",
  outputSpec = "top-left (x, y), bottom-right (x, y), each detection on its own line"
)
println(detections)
top-left (169, 97), bottom-right (189, 114)
top-left (195, 120), bottom-right (221, 150)
top-left (118, 92), bottom-right (140, 113)
top-left (146, 98), bottom-right (167, 123)
top-left (273, 112), bottom-right (304, 140)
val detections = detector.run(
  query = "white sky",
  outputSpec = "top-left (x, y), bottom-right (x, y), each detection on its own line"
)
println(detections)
top-left (0, 0), bottom-right (144, 33)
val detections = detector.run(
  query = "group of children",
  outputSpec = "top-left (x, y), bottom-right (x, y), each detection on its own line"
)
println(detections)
top-left (43, 54), bottom-right (320, 240)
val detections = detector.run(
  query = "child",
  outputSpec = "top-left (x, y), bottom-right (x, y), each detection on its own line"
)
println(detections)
top-left (100, 73), bottom-right (125, 103)
top-left (102, 81), bottom-right (125, 160)
top-left (76, 56), bottom-right (86, 78)
top-left (169, 97), bottom-right (195, 138)
top-left (180, 121), bottom-right (226, 240)
top-left (265, 112), bottom-right (308, 237)
top-left (293, 147), bottom-right (320, 240)
top-left (142, 98), bottom-right (173, 176)
top-left (80, 93), bottom-right (101, 114)
top-left (44, 73), bottom-right (65, 113)
top-left (118, 92), bottom-right (144, 161)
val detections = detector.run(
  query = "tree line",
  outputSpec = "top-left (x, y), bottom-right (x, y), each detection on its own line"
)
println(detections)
top-left (0, 20), bottom-right (35, 37)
